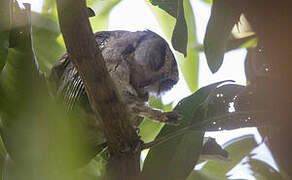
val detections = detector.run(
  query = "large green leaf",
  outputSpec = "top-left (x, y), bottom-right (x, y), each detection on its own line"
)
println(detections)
top-left (1, 3), bottom-right (39, 96)
top-left (42, 0), bottom-right (58, 21)
top-left (150, 0), bottom-right (188, 56)
top-left (0, 5), bottom-right (93, 179)
top-left (0, 0), bottom-right (11, 72)
top-left (147, 0), bottom-right (199, 92)
top-left (203, 0), bottom-right (242, 73)
top-left (187, 170), bottom-right (226, 180)
top-left (187, 170), bottom-right (246, 180)
top-left (201, 135), bottom-right (257, 178)
top-left (247, 158), bottom-right (284, 180)
top-left (142, 81), bottom-right (227, 180)
top-left (201, 84), bottom-right (259, 131)
top-left (150, 0), bottom-right (178, 18)
top-left (179, 0), bottom-right (199, 92)
top-left (199, 137), bottom-right (228, 163)
top-left (171, 0), bottom-right (188, 56)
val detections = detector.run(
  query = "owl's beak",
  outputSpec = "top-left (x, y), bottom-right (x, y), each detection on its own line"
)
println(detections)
top-left (138, 92), bottom-right (149, 101)
top-left (158, 79), bottom-right (178, 93)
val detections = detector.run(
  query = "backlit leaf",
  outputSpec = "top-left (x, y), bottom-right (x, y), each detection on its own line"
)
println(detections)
top-left (204, 0), bottom-right (241, 73)
top-left (201, 135), bottom-right (257, 178)
top-left (147, 0), bottom-right (199, 92)
top-left (150, 0), bottom-right (188, 56)
top-left (142, 81), bottom-right (228, 180)
top-left (248, 158), bottom-right (284, 180)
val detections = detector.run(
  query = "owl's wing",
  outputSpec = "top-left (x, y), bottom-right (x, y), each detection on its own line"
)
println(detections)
top-left (50, 54), bottom-right (87, 111)
top-left (49, 31), bottom-right (119, 111)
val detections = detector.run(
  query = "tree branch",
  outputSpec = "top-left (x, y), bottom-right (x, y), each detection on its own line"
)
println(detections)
top-left (56, 0), bottom-right (141, 179)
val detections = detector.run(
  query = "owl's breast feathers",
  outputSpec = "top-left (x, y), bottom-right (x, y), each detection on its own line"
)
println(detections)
top-left (50, 30), bottom-right (178, 112)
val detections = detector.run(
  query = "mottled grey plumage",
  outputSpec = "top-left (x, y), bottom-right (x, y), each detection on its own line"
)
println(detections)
top-left (50, 30), bottom-right (180, 145)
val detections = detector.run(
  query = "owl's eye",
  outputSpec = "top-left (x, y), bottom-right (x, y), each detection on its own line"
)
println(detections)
top-left (159, 79), bottom-right (178, 93)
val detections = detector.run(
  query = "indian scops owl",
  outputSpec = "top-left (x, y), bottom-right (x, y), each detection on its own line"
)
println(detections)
top-left (50, 30), bottom-right (180, 143)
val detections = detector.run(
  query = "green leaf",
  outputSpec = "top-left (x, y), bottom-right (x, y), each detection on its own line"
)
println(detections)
top-left (139, 96), bottom-right (171, 143)
top-left (89, 0), bottom-right (121, 32)
top-left (204, 0), bottom-right (242, 73)
top-left (147, 0), bottom-right (199, 92)
top-left (248, 158), bottom-right (284, 180)
top-left (201, 84), bottom-right (259, 131)
top-left (171, 0), bottom-right (187, 56)
top-left (0, 135), bottom-right (8, 178)
top-left (1, 4), bottom-right (39, 97)
top-left (1, 5), bottom-right (94, 175)
top-left (201, 135), bottom-right (257, 178)
top-left (207, 84), bottom-right (244, 117)
top-left (31, 12), bottom-right (65, 74)
top-left (42, 0), bottom-right (121, 32)
top-left (226, 35), bottom-right (257, 51)
top-left (42, 0), bottom-right (55, 14)
top-left (42, 0), bottom-right (58, 22)
top-left (201, 0), bottom-right (213, 4)
top-left (150, 0), bottom-right (188, 56)
top-left (139, 119), bottom-right (164, 143)
top-left (31, 12), bottom-right (60, 34)
top-left (0, 0), bottom-right (11, 72)
top-left (75, 153), bottom-right (107, 180)
top-left (199, 137), bottom-right (228, 163)
top-left (187, 170), bottom-right (227, 180)
top-left (146, 1), bottom-right (176, 39)
top-left (142, 81), bottom-right (227, 180)
top-left (150, 0), bottom-right (178, 18)
top-left (179, 0), bottom-right (199, 92)
top-left (238, 37), bottom-right (257, 49)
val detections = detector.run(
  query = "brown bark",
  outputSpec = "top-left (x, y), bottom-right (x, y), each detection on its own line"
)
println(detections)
top-left (56, 0), bottom-right (141, 179)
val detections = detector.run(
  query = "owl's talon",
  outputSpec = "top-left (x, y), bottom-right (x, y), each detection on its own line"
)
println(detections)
top-left (162, 112), bottom-right (182, 125)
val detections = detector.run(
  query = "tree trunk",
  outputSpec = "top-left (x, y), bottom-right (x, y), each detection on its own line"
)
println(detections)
top-left (56, 0), bottom-right (142, 179)
top-left (244, 0), bottom-right (292, 177)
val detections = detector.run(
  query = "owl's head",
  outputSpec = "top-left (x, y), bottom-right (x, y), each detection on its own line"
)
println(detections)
top-left (126, 30), bottom-right (179, 100)
top-left (95, 30), bottom-right (179, 101)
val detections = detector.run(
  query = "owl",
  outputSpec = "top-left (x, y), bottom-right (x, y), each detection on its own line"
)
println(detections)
top-left (50, 30), bottom-right (180, 145)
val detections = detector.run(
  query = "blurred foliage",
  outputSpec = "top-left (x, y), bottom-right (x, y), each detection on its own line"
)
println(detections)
top-left (0, 0), bottom-right (11, 72)
top-left (0, 0), bottom-right (116, 179)
top-left (0, 0), bottom-right (277, 179)
top-left (35, 0), bottom-right (121, 74)
top-left (31, 12), bottom-right (65, 74)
